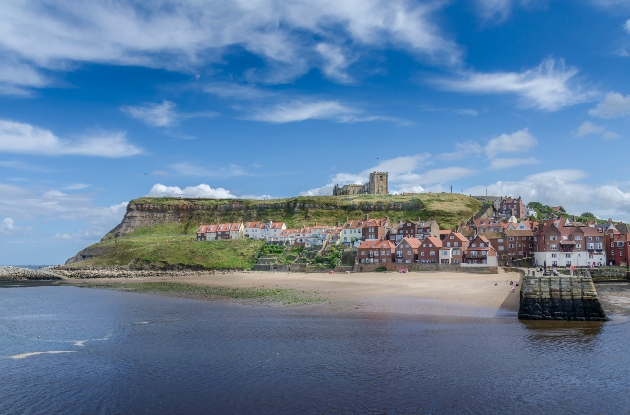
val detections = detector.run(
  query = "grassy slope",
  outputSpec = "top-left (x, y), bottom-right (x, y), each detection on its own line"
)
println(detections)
top-left (71, 194), bottom-right (480, 269)
top-left (67, 235), bottom-right (264, 269)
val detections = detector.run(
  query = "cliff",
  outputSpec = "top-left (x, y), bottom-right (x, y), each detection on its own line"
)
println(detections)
top-left (66, 194), bottom-right (481, 268)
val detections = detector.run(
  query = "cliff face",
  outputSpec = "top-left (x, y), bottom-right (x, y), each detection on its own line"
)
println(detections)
top-left (103, 198), bottom-right (433, 240)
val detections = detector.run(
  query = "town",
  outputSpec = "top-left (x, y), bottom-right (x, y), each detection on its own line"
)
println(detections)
top-left (195, 172), bottom-right (630, 272)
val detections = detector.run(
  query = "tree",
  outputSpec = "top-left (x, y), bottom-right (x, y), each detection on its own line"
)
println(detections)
top-left (327, 246), bottom-right (343, 267)
top-left (581, 212), bottom-right (596, 219)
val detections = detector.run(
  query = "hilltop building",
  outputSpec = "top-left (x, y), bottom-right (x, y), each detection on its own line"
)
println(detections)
top-left (333, 172), bottom-right (388, 196)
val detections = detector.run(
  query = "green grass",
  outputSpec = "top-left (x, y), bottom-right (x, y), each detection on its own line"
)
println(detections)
top-left (67, 237), bottom-right (264, 270)
top-left (78, 282), bottom-right (327, 305)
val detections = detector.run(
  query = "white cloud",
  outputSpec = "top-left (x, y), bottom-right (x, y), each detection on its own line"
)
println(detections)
top-left (454, 109), bottom-right (478, 116)
top-left (588, 92), bottom-right (630, 118)
top-left (575, 121), bottom-right (619, 139)
top-left (0, 183), bottom-right (128, 232)
top-left (247, 100), bottom-right (399, 124)
top-left (0, 0), bottom-right (460, 92)
top-left (625, 19), bottom-right (630, 34)
top-left (464, 170), bottom-right (630, 222)
top-left (0, 218), bottom-right (16, 234)
top-left (121, 100), bottom-right (218, 127)
top-left (316, 43), bottom-right (353, 83)
top-left (0, 119), bottom-right (142, 157)
top-left (148, 183), bottom-right (236, 199)
top-left (488, 157), bottom-right (540, 170)
top-left (432, 58), bottom-right (596, 111)
top-left (146, 183), bottom-right (271, 199)
top-left (484, 128), bottom-right (538, 158)
top-left (121, 101), bottom-right (178, 127)
top-left (437, 141), bottom-right (484, 160)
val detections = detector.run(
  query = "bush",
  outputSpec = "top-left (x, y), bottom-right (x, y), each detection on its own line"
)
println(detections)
top-left (374, 266), bottom-right (388, 272)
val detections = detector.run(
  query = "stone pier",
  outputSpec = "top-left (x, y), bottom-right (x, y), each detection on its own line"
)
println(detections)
top-left (518, 275), bottom-right (608, 321)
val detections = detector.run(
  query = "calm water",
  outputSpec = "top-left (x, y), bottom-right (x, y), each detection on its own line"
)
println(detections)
top-left (1, 284), bottom-right (629, 415)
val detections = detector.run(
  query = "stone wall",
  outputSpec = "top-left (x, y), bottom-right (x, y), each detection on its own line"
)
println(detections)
top-left (518, 275), bottom-right (608, 321)
top-left (589, 267), bottom-right (629, 281)
top-left (354, 263), bottom-right (498, 274)
top-left (252, 264), bottom-right (354, 273)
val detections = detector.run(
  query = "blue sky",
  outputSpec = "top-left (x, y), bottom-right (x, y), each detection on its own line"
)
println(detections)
top-left (1, 0), bottom-right (630, 264)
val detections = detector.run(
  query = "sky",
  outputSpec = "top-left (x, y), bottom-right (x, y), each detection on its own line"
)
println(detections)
top-left (1, 0), bottom-right (630, 264)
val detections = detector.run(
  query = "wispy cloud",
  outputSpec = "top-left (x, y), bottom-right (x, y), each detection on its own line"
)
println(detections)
top-left (438, 128), bottom-right (538, 163)
top-left (0, 160), bottom-right (52, 172)
top-left (432, 58), bottom-right (597, 111)
top-left (0, 0), bottom-right (461, 93)
top-left (121, 100), bottom-right (218, 127)
top-left (248, 100), bottom-right (401, 124)
top-left (625, 19), bottom-right (630, 34)
top-left (204, 83), bottom-right (272, 100)
top-left (575, 121), bottom-right (619, 139)
top-left (316, 43), bottom-right (354, 83)
top-left (474, 0), bottom-right (513, 22)
top-left (0, 119), bottom-right (142, 157)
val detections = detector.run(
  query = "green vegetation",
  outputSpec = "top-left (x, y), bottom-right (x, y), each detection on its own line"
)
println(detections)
top-left (67, 235), bottom-right (264, 270)
top-left (78, 282), bottom-right (327, 305)
top-left (69, 194), bottom-right (481, 269)
top-left (374, 266), bottom-right (388, 272)
top-left (123, 193), bottom-right (481, 233)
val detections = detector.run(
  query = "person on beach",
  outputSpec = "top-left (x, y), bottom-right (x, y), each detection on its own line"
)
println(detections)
top-left (511, 286), bottom-right (515, 292)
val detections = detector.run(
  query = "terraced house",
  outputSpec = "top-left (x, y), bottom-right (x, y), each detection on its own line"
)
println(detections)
top-left (417, 236), bottom-right (442, 263)
top-left (395, 237), bottom-right (421, 264)
top-left (439, 232), bottom-right (469, 264)
top-left (464, 236), bottom-right (498, 265)
top-left (357, 239), bottom-right (396, 264)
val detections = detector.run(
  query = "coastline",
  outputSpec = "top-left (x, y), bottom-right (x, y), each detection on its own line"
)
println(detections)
top-left (67, 270), bottom-right (523, 318)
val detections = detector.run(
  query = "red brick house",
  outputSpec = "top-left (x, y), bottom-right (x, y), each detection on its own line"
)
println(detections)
top-left (362, 217), bottom-right (391, 241)
top-left (464, 236), bottom-right (497, 265)
top-left (357, 239), bottom-right (396, 265)
top-left (505, 230), bottom-right (535, 260)
top-left (394, 237), bottom-right (422, 264)
top-left (439, 231), bottom-right (469, 264)
top-left (607, 233), bottom-right (630, 266)
top-left (534, 219), bottom-right (606, 267)
top-left (417, 236), bottom-right (442, 263)
top-left (498, 197), bottom-right (526, 219)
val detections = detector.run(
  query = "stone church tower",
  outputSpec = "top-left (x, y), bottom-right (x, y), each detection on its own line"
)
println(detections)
top-left (368, 172), bottom-right (388, 195)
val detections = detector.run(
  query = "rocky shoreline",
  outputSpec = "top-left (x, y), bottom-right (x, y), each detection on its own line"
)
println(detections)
top-left (0, 266), bottom-right (62, 281)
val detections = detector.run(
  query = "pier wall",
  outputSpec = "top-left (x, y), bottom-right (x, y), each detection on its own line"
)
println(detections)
top-left (518, 275), bottom-right (608, 321)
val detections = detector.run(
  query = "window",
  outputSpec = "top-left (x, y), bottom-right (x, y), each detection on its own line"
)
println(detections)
top-left (611, 242), bottom-right (615, 247)
top-left (575, 236), bottom-right (582, 240)
top-left (551, 253), bottom-right (557, 258)
top-left (454, 242), bottom-right (459, 247)
top-left (596, 237), bottom-right (600, 241)
top-left (576, 244), bottom-right (581, 249)
top-left (509, 244), bottom-right (514, 248)
top-left (472, 243), bottom-right (476, 247)
top-left (552, 261), bottom-right (558, 266)
top-left (618, 242), bottom-right (624, 248)
top-left (499, 246), bottom-right (505, 251)
top-left (453, 249), bottom-right (460, 255)
top-left (596, 243), bottom-right (603, 250)
top-left (498, 238), bottom-right (504, 243)
top-left (361, 251), bottom-right (366, 256)
top-left (479, 243), bottom-right (485, 247)
top-left (382, 258), bottom-right (386, 263)
top-left (588, 237), bottom-right (593, 241)
top-left (381, 251), bottom-right (386, 255)
top-left (450, 235), bottom-right (454, 239)
top-left (421, 252), bottom-right (425, 256)
top-left (550, 236), bottom-right (557, 241)
top-left (508, 237), bottom-right (514, 241)
top-left (565, 254), bottom-right (571, 258)
top-left (374, 251), bottom-right (379, 256)
top-left (562, 236), bottom-right (568, 240)
top-left (550, 244), bottom-right (557, 250)
top-left (430, 251), bottom-right (436, 256)
top-left (407, 251), bottom-right (411, 255)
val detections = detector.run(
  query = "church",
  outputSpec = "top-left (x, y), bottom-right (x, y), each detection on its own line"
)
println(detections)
top-left (333, 172), bottom-right (389, 196)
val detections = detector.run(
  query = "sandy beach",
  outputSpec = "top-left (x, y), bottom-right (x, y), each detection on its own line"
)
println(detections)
top-left (71, 270), bottom-right (523, 318)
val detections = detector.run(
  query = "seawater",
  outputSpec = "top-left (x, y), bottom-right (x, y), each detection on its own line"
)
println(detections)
top-left (1, 284), bottom-right (629, 415)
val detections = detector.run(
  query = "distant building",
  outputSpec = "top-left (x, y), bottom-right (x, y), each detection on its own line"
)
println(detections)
top-left (333, 172), bottom-right (388, 196)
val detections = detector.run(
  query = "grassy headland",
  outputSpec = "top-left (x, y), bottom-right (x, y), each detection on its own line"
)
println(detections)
top-left (67, 194), bottom-right (481, 269)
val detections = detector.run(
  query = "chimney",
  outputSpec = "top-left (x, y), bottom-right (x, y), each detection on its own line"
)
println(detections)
top-left (346, 216), bottom-right (349, 223)
top-left (315, 222), bottom-right (317, 226)
top-left (365, 214), bottom-right (369, 220)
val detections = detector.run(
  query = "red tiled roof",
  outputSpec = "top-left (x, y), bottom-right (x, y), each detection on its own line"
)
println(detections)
top-left (358, 239), bottom-right (396, 249)
top-left (397, 237), bottom-right (422, 249)
top-left (421, 236), bottom-right (442, 248)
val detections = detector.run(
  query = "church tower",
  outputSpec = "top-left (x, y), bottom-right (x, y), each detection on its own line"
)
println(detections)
top-left (369, 172), bottom-right (388, 195)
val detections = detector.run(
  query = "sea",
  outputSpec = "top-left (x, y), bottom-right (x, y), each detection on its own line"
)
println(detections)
top-left (1, 283), bottom-right (629, 415)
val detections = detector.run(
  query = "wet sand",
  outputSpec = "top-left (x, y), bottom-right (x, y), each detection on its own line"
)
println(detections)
top-left (71, 270), bottom-right (523, 318)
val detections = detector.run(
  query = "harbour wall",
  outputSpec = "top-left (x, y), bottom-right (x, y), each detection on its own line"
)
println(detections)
top-left (518, 275), bottom-right (608, 321)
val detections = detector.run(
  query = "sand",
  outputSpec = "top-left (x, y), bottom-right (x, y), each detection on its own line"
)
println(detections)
top-left (74, 270), bottom-right (523, 318)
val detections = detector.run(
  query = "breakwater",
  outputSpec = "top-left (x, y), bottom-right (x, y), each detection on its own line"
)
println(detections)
top-left (519, 275), bottom-right (608, 321)
top-left (0, 266), bottom-right (62, 281)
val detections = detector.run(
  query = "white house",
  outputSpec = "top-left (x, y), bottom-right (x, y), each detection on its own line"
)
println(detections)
top-left (243, 221), bottom-right (265, 239)
top-left (262, 221), bottom-right (286, 240)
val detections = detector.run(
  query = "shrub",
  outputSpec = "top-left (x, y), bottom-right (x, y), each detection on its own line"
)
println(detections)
top-left (374, 266), bottom-right (388, 272)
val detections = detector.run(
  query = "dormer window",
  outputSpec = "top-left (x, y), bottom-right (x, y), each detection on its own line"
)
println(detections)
top-left (450, 235), bottom-right (454, 239)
